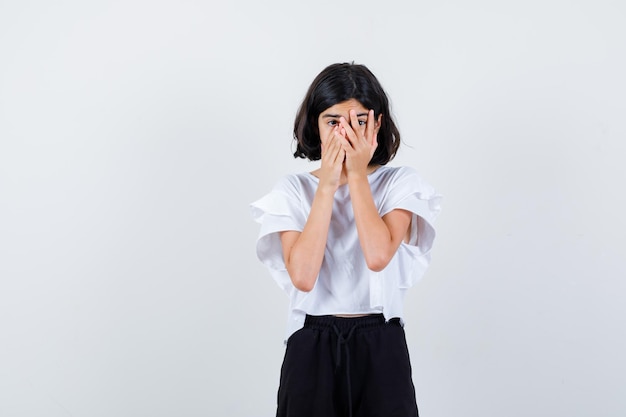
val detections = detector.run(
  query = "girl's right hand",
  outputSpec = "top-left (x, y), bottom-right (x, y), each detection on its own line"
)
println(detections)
top-left (318, 126), bottom-right (346, 192)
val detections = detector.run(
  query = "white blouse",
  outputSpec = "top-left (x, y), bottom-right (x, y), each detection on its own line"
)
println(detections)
top-left (250, 165), bottom-right (442, 341)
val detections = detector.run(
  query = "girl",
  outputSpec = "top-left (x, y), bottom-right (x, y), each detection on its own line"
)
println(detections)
top-left (251, 62), bottom-right (441, 417)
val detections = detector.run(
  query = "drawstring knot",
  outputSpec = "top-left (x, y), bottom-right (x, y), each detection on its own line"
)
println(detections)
top-left (332, 323), bottom-right (359, 417)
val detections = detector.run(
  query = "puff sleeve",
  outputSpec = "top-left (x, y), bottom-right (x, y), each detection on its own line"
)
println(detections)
top-left (379, 166), bottom-right (442, 287)
top-left (250, 176), bottom-right (306, 292)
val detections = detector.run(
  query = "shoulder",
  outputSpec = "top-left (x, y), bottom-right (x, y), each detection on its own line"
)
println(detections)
top-left (251, 173), bottom-right (314, 220)
top-left (374, 165), bottom-right (421, 185)
top-left (374, 165), bottom-right (437, 195)
top-left (270, 172), bottom-right (316, 196)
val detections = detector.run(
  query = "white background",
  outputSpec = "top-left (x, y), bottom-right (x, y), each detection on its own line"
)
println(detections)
top-left (1, 1), bottom-right (625, 416)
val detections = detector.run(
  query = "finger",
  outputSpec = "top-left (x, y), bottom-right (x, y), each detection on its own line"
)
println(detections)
top-left (332, 137), bottom-right (348, 164)
top-left (371, 114), bottom-right (382, 150)
top-left (374, 114), bottom-right (382, 138)
top-left (339, 126), bottom-right (356, 151)
top-left (365, 110), bottom-right (375, 145)
top-left (328, 130), bottom-right (345, 159)
top-left (349, 110), bottom-right (362, 138)
top-left (321, 126), bottom-right (338, 154)
top-left (328, 126), bottom-right (340, 145)
top-left (340, 137), bottom-right (353, 155)
top-left (339, 116), bottom-right (357, 145)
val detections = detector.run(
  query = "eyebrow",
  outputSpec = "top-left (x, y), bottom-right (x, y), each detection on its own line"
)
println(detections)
top-left (322, 113), bottom-right (369, 118)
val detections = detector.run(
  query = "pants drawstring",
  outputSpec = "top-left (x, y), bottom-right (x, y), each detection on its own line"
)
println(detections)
top-left (332, 323), bottom-right (359, 417)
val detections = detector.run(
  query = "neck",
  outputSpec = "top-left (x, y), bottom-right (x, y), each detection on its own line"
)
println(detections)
top-left (310, 165), bottom-right (381, 183)
top-left (339, 165), bottom-right (380, 185)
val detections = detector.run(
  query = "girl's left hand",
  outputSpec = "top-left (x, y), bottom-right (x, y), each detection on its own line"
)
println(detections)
top-left (339, 109), bottom-right (380, 176)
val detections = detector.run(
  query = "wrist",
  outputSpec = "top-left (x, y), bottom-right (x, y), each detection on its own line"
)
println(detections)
top-left (316, 182), bottom-right (338, 196)
top-left (347, 171), bottom-right (369, 183)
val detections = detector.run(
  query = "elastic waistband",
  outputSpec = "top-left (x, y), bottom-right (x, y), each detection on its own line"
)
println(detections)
top-left (303, 314), bottom-right (403, 417)
top-left (303, 314), bottom-right (401, 333)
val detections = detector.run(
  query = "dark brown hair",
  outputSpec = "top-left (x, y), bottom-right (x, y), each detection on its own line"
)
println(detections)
top-left (293, 62), bottom-right (401, 166)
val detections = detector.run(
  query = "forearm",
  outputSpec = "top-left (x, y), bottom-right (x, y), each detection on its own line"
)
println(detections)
top-left (348, 175), bottom-right (396, 270)
top-left (283, 186), bottom-right (335, 291)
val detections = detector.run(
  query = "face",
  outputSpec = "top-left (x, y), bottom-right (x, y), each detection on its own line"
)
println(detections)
top-left (317, 99), bottom-right (380, 145)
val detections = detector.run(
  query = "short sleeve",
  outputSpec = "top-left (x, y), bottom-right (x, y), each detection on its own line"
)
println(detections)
top-left (250, 177), bottom-right (306, 292)
top-left (379, 167), bottom-right (442, 287)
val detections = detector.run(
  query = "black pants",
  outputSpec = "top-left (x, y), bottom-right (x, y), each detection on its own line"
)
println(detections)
top-left (277, 314), bottom-right (419, 417)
